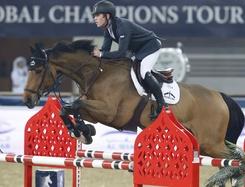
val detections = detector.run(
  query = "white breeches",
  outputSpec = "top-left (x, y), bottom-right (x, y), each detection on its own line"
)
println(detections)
top-left (140, 49), bottom-right (161, 79)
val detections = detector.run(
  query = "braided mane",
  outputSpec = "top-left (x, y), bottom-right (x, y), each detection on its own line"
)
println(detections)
top-left (51, 40), bottom-right (95, 54)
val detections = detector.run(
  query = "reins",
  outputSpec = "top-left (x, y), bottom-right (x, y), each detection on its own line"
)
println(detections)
top-left (83, 58), bottom-right (103, 96)
top-left (24, 50), bottom-right (51, 99)
top-left (55, 57), bottom-right (103, 99)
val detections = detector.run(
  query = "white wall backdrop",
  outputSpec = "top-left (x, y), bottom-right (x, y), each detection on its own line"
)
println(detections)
top-left (0, 106), bottom-right (41, 154)
top-left (0, 107), bottom-right (244, 154)
top-left (0, 106), bottom-right (137, 154)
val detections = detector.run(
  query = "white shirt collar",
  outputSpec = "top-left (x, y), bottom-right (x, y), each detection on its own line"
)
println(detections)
top-left (107, 20), bottom-right (115, 39)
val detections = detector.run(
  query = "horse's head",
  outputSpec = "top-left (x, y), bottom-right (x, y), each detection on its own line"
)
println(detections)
top-left (23, 44), bottom-right (57, 108)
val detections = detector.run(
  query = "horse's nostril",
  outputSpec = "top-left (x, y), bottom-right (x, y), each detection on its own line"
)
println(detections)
top-left (24, 98), bottom-right (34, 109)
top-left (27, 97), bottom-right (32, 103)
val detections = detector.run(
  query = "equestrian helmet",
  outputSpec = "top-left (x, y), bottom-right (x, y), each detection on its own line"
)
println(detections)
top-left (92, 0), bottom-right (116, 17)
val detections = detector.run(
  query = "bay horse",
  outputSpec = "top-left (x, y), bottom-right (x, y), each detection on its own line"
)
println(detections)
top-left (23, 40), bottom-right (245, 186)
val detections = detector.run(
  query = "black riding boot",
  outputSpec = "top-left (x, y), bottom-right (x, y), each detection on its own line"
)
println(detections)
top-left (144, 72), bottom-right (166, 115)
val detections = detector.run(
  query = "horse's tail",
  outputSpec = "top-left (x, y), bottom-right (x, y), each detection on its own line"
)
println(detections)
top-left (225, 140), bottom-right (245, 186)
top-left (205, 141), bottom-right (245, 187)
top-left (220, 92), bottom-right (245, 144)
top-left (205, 93), bottom-right (245, 187)
top-left (221, 92), bottom-right (245, 181)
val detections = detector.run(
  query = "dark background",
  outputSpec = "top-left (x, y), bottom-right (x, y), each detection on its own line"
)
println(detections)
top-left (0, 0), bottom-right (245, 93)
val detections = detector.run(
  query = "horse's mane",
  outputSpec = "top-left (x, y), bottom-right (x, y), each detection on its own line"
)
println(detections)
top-left (51, 40), bottom-right (95, 54)
top-left (50, 39), bottom-right (131, 70)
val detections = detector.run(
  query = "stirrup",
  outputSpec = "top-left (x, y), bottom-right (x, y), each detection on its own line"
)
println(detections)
top-left (150, 104), bottom-right (159, 120)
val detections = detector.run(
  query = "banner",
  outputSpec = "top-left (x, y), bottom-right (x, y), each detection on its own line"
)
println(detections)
top-left (0, 106), bottom-right (41, 154)
top-left (0, 106), bottom-right (136, 154)
top-left (0, 0), bottom-right (245, 37)
top-left (0, 106), bottom-right (244, 154)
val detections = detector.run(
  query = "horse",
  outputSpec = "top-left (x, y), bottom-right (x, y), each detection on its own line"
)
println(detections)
top-left (23, 40), bottom-right (245, 186)
top-left (39, 174), bottom-right (52, 187)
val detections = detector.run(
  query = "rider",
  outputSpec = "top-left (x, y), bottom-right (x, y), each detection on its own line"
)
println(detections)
top-left (92, 0), bottom-right (165, 115)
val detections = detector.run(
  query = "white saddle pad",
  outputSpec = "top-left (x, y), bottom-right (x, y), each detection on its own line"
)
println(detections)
top-left (130, 68), bottom-right (180, 104)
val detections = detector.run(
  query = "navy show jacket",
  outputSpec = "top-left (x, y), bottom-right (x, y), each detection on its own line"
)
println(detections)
top-left (101, 17), bottom-right (162, 60)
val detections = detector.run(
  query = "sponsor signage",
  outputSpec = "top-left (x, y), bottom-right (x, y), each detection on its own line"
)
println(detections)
top-left (0, 104), bottom-right (244, 154)
top-left (0, 106), bottom-right (41, 154)
top-left (0, 106), bottom-right (136, 154)
top-left (0, 0), bottom-right (245, 37)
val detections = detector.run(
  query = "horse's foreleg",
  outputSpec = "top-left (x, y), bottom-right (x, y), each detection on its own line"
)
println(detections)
top-left (71, 107), bottom-right (97, 123)
top-left (60, 103), bottom-right (97, 144)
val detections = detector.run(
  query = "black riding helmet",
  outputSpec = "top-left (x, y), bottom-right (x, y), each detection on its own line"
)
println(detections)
top-left (92, 0), bottom-right (116, 17)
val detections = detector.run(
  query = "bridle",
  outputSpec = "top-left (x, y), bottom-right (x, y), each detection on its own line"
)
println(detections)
top-left (24, 49), bottom-right (57, 99)
top-left (24, 48), bottom-right (103, 104)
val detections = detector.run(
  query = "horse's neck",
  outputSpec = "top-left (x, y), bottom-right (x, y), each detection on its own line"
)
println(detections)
top-left (100, 58), bottom-right (131, 75)
top-left (51, 54), bottom-right (132, 95)
top-left (50, 52), bottom-right (97, 90)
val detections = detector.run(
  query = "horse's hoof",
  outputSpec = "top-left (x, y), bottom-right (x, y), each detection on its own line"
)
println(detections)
top-left (84, 136), bottom-right (93, 144)
top-left (87, 124), bottom-right (96, 136)
top-left (70, 132), bottom-right (76, 138)
top-left (78, 134), bottom-right (87, 143)
top-left (76, 132), bottom-right (93, 144)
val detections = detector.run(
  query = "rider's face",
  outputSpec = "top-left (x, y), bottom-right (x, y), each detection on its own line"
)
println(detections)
top-left (93, 14), bottom-right (108, 28)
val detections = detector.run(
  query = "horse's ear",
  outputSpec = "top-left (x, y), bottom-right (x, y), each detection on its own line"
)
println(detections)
top-left (34, 43), bottom-right (45, 57)
top-left (35, 43), bottom-right (41, 50)
top-left (30, 46), bottom-right (35, 54)
top-left (35, 42), bottom-right (45, 51)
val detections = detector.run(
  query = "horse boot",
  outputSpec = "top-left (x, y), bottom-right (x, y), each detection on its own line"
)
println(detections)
top-left (76, 123), bottom-right (96, 144)
top-left (73, 106), bottom-right (96, 144)
top-left (144, 72), bottom-right (167, 119)
top-left (75, 112), bottom-right (96, 144)
top-left (77, 123), bottom-right (96, 137)
top-left (60, 106), bottom-right (81, 138)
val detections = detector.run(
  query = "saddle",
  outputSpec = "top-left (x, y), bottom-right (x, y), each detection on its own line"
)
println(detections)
top-left (152, 68), bottom-right (173, 84)
top-left (132, 60), bottom-right (173, 88)
top-left (119, 60), bottom-right (179, 131)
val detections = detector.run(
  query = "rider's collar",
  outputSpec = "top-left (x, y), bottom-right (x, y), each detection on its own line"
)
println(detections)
top-left (106, 19), bottom-right (112, 29)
